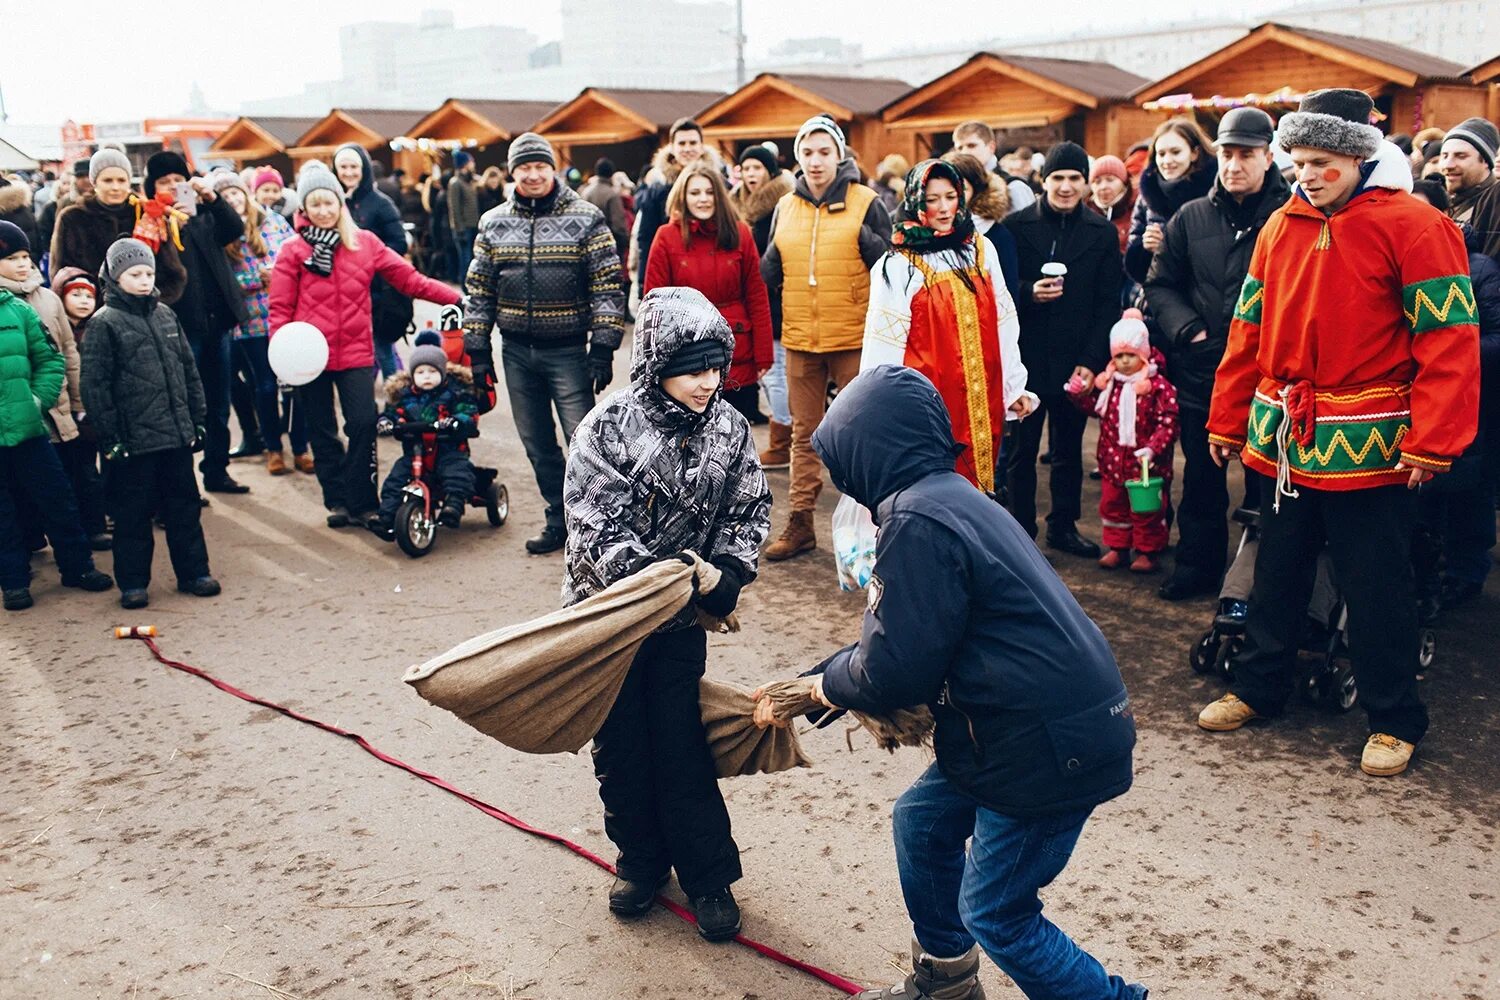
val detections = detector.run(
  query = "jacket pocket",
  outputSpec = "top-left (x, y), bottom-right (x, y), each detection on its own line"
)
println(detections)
top-left (1043, 688), bottom-right (1136, 779)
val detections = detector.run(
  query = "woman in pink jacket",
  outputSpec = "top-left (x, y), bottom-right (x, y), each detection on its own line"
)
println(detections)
top-left (270, 166), bottom-right (461, 529)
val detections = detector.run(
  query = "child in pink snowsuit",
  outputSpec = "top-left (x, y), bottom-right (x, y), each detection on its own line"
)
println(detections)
top-left (1067, 308), bottom-right (1179, 572)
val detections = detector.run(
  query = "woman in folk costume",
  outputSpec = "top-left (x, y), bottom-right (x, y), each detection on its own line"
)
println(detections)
top-left (862, 159), bottom-right (1036, 493)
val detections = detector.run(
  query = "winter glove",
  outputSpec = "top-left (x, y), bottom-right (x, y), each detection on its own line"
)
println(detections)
top-left (589, 344), bottom-right (615, 395)
top-left (376, 416), bottom-right (395, 436)
top-left (468, 347), bottom-right (496, 413)
top-left (696, 558), bottom-right (744, 619)
top-left (105, 444), bottom-right (129, 462)
top-left (191, 426), bottom-right (206, 453)
top-left (434, 416), bottom-right (460, 432)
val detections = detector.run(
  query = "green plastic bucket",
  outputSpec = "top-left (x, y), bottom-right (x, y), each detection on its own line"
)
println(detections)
top-left (1125, 455), bottom-right (1163, 514)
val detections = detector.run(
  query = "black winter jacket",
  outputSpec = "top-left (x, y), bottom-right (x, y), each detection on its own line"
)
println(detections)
top-left (80, 273), bottom-right (206, 456)
top-left (1123, 163), bottom-right (1215, 285)
top-left (1142, 170), bottom-right (1291, 411)
top-left (812, 366), bottom-right (1135, 818)
top-left (1004, 199), bottom-right (1122, 394)
top-left (170, 194), bottom-right (248, 343)
top-left (336, 143), bottom-right (413, 343)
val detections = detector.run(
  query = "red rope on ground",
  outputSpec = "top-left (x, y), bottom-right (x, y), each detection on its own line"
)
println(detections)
top-left (129, 636), bottom-right (864, 995)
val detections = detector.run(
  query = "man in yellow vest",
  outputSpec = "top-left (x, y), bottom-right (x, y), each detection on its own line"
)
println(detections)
top-left (761, 115), bottom-right (892, 559)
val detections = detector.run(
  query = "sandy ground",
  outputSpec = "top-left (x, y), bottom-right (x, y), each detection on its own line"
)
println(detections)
top-left (2, 317), bottom-right (1497, 1000)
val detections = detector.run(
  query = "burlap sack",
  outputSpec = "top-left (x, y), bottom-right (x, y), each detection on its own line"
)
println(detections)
top-left (402, 556), bottom-right (809, 777)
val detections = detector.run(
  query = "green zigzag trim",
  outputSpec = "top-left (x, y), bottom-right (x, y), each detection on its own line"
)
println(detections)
top-left (1246, 396), bottom-right (1407, 474)
top-left (1403, 275), bottom-right (1476, 333)
top-left (1234, 275), bottom-right (1264, 325)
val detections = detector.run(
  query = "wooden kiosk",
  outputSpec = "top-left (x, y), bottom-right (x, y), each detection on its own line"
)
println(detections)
top-left (531, 88), bottom-right (723, 178)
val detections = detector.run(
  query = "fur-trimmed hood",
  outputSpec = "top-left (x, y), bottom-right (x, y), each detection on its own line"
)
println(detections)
top-left (383, 362), bottom-right (473, 404)
top-left (729, 171), bottom-right (794, 225)
top-left (0, 181), bottom-right (32, 213)
top-left (644, 144), bottom-right (725, 188)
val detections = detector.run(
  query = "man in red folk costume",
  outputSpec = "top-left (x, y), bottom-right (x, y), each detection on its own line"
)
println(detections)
top-left (862, 159), bottom-right (1036, 493)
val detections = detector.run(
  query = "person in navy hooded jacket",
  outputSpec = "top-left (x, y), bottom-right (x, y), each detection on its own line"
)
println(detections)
top-left (756, 365), bottom-right (1145, 1000)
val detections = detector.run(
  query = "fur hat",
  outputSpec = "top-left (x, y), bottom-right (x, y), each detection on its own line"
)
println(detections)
top-left (508, 132), bottom-right (556, 171)
top-left (0, 220), bottom-right (30, 258)
top-left (407, 343), bottom-right (449, 378)
top-left (795, 115), bottom-right (847, 161)
top-left (145, 150), bottom-right (191, 194)
top-left (1109, 308), bottom-right (1151, 361)
top-left (1041, 141), bottom-right (1089, 179)
top-left (297, 165), bottom-right (345, 206)
top-left (106, 238), bottom-right (155, 280)
top-left (89, 144), bottom-right (132, 184)
top-left (1277, 89), bottom-right (1382, 159)
top-left (1444, 116), bottom-right (1500, 169)
top-left (252, 166), bottom-right (284, 191)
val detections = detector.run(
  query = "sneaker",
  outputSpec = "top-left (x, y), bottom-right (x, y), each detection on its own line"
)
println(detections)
top-left (3, 588), bottom-right (33, 611)
top-left (294, 453), bottom-right (316, 475)
top-left (1360, 733), bottom-right (1415, 776)
top-left (1098, 548), bottom-right (1126, 570)
top-left (853, 939), bottom-right (986, 1000)
top-left (326, 506), bottom-right (350, 529)
top-left (120, 589), bottom-right (149, 610)
top-left (89, 532), bottom-right (113, 551)
top-left (691, 887), bottom-right (742, 942)
top-left (607, 873), bottom-right (669, 918)
top-left (62, 569), bottom-right (114, 592)
top-left (176, 576), bottom-right (222, 598)
top-left (1198, 693), bottom-right (1260, 732)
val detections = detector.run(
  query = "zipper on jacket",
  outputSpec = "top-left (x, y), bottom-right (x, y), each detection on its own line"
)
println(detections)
top-left (808, 206), bottom-right (820, 287)
top-left (940, 681), bottom-right (983, 761)
top-left (526, 210), bottom-right (537, 338)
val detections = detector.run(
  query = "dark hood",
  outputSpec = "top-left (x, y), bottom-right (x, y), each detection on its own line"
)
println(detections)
top-left (812, 365), bottom-right (962, 512)
top-left (335, 143), bottom-right (376, 200)
top-left (792, 158), bottom-right (863, 208)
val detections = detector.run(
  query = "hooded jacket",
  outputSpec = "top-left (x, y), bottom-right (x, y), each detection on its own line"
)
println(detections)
top-left (52, 195), bottom-right (188, 305)
top-left (1207, 143), bottom-right (1479, 488)
top-left (812, 365), bottom-right (1135, 818)
top-left (0, 288), bottom-right (64, 448)
top-left (1143, 167), bottom-right (1292, 411)
top-left (562, 287), bottom-right (771, 631)
top-left (335, 143), bottom-right (413, 343)
top-left (1124, 161), bottom-right (1215, 285)
top-left (78, 272), bottom-right (206, 456)
top-left (0, 271), bottom-right (81, 442)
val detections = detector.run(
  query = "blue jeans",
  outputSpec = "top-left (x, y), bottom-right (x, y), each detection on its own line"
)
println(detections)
top-left (893, 764), bottom-right (1146, 1000)
top-left (454, 228), bottom-right (478, 286)
top-left (501, 340), bottom-right (595, 529)
top-left (375, 341), bottom-right (399, 380)
top-left (762, 339), bottom-right (791, 425)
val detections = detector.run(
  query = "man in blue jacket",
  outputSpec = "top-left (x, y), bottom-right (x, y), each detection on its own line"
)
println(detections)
top-left (761, 366), bottom-right (1146, 1000)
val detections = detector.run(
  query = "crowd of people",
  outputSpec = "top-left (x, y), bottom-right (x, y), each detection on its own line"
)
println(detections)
top-left (2, 88), bottom-right (1495, 1000)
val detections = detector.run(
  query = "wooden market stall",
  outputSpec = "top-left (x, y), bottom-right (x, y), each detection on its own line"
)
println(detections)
top-left (400, 98), bottom-right (563, 171)
top-left (1135, 23), bottom-right (1477, 137)
top-left (1466, 55), bottom-right (1500, 121)
top-left (695, 73), bottom-right (916, 167)
top-left (880, 52), bottom-right (1153, 159)
top-left (532, 88), bottom-right (723, 178)
top-left (207, 116), bottom-right (320, 176)
top-left (285, 108), bottom-right (428, 175)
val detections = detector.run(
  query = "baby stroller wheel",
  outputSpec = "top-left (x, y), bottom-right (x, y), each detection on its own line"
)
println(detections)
top-left (1318, 655), bottom-right (1358, 713)
top-left (395, 499), bottom-right (437, 558)
top-left (1190, 631), bottom-right (1220, 675)
top-left (1417, 628), bottom-right (1436, 672)
top-left (486, 482), bottom-right (509, 527)
top-left (1213, 635), bottom-right (1241, 682)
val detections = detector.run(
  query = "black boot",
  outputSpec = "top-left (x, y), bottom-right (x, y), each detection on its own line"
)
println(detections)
top-left (4, 588), bottom-right (33, 611)
top-left (1045, 527), bottom-right (1100, 558)
top-left (62, 569), bottom-right (114, 592)
top-left (438, 499), bottom-right (464, 529)
top-left (525, 524), bottom-right (567, 555)
top-left (691, 887), bottom-right (741, 942)
top-left (853, 940), bottom-right (987, 1000)
top-left (203, 475), bottom-right (250, 495)
top-left (607, 873), bottom-right (668, 918)
top-left (176, 576), bottom-right (222, 597)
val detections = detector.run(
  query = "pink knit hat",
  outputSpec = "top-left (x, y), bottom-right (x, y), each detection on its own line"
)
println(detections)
top-left (1109, 308), bottom-right (1151, 361)
top-left (251, 166), bottom-right (284, 191)
top-left (1090, 155), bottom-right (1128, 185)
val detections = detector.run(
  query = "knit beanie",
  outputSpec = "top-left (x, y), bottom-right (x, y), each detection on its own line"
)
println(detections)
top-left (738, 144), bottom-right (780, 177)
top-left (89, 144), bottom-right (132, 184)
top-left (1444, 116), bottom-right (1500, 169)
top-left (1109, 308), bottom-right (1151, 361)
top-left (145, 150), bottom-right (191, 194)
top-left (105, 237), bottom-right (155, 280)
top-left (508, 132), bottom-right (556, 171)
top-left (297, 165), bottom-right (345, 206)
top-left (252, 166), bottom-right (285, 191)
top-left (1277, 88), bottom-right (1381, 159)
top-left (209, 169), bottom-right (247, 197)
top-left (1041, 141), bottom-right (1089, 178)
top-left (52, 266), bottom-right (96, 297)
top-left (453, 150), bottom-right (474, 171)
top-left (1089, 155), bottom-right (1127, 185)
top-left (407, 343), bottom-right (449, 378)
top-left (795, 115), bottom-right (847, 161)
top-left (594, 157), bottom-right (616, 178)
top-left (0, 220), bottom-right (31, 257)
top-left (658, 337), bottom-right (731, 379)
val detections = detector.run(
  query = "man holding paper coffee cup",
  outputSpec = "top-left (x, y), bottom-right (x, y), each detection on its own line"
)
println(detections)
top-left (1003, 142), bottom-right (1124, 556)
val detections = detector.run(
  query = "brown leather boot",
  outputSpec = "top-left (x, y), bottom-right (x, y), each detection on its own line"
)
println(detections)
top-left (294, 453), bottom-right (315, 475)
top-left (759, 420), bottom-right (791, 470)
top-left (765, 509), bottom-right (816, 561)
top-left (266, 451), bottom-right (290, 476)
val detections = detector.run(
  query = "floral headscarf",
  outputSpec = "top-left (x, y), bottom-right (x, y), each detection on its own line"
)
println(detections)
top-left (890, 158), bottom-right (974, 252)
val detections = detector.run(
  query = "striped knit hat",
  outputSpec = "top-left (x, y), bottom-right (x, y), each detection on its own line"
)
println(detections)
top-left (795, 115), bottom-right (846, 161)
top-left (508, 133), bottom-right (556, 171)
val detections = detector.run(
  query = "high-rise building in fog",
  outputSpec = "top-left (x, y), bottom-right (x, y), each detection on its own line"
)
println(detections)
top-left (561, 0), bottom-right (736, 82)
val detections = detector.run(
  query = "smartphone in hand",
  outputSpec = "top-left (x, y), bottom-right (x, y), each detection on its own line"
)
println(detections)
top-left (174, 180), bottom-right (199, 216)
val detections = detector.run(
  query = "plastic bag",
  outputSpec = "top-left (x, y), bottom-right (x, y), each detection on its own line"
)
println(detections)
top-left (831, 495), bottom-right (878, 592)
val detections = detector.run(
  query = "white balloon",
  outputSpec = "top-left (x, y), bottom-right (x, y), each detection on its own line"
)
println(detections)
top-left (268, 322), bottom-right (329, 386)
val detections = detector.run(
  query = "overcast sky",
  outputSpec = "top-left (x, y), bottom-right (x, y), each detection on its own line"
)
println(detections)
top-left (1, 0), bottom-right (1281, 125)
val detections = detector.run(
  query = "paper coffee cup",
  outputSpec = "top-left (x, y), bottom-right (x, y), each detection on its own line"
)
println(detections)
top-left (1041, 262), bottom-right (1067, 289)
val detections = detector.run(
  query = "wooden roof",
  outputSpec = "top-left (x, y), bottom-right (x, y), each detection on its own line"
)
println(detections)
top-left (1466, 54), bottom-right (1500, 84)
top-left (882, 52), bottom-right (1147, 131)
top-left (405, 98), bottom-right (561, 145)
top-left (533, 88), bottom-right (721, 145)
top-left (289, 108), bottom-right (426, 153)
top-left (696, 73), bottom-right (911, 139)
top-left (1135, 22), bottom-right (1469, 102)
top-left (209, 116), bottom-right (320, 158)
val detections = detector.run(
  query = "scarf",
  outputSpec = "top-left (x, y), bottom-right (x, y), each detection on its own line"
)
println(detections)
top-left (891, 159), bottom-right (975, 253)
top-left (1094, 364), bottom-right (1156, 448)
top-left (1449, 175), bottom-right (1496, 223)
top-left (129, 193), bottom-right (186, 253)
top-left (299, 225), bottom-right (340, 276)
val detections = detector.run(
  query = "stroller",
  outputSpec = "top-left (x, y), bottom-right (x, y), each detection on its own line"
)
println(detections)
top-left (1189, 507), bottom-right (1437, 712)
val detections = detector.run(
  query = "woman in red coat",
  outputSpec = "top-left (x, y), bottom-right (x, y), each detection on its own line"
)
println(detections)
top-left (269, 166), bottom-right (460, 530)
top-left (644, 162), bottom-right (773, 422)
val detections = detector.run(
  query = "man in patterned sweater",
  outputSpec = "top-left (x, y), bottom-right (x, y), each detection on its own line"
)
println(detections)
top-left (463, 132), bottom-right (625, 554)
top-left (1199, 89), bottom-right (1479, 777)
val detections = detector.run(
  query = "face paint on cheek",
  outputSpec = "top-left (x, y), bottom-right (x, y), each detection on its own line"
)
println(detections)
top-left (1322, 168), bottom-right (1342, 183)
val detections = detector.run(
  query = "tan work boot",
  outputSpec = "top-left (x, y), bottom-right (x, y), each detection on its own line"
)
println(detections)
top-left (1198, 693), bottom-right (1260, 731)
top-left (760, 420), bottom-right (791, 470)
top-left (765, 509), bottom-right (816, 561)
top-left (266, 451), bottom-right (290, 476)
top-left (1360, 733), bottom-right (1415, 776)
top-left (294, 452), bottom-right (315, 474)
